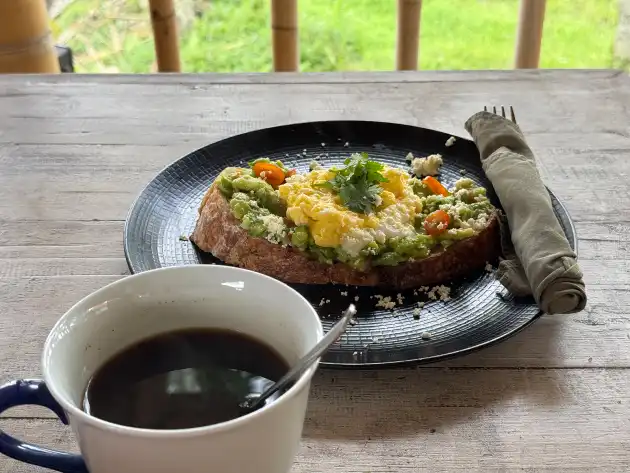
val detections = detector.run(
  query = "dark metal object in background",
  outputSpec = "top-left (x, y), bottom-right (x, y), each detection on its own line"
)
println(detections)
top-left (55, 45), bottom-right (74, 73)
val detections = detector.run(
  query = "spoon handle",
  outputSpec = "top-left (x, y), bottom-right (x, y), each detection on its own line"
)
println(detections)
top-left (248, 304), bottom-right (357, 410)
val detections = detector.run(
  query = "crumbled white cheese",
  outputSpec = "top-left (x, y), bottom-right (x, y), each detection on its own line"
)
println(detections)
top-left (319, 298), bottom-right (326, 307)
top-left (341, 227), bottom-right (375, 257)
top-left (436, 285), bottom-right (451, 301)
top-left (344, 142), bottom-right (349, 147)
top-left (375, 295), bottom-right (396, 310)
top-left (326, 299), bottom-right (331, 304)
top-left (459, 169), bottom-right (467, 175)
top-left (340, 291), bottom-right (348, 296)
top-left (426, 285), bottom-right (452, 301)
top-left (396, 293), bottom-right (404, 305)
top-left (321, 142), bottom-right (326, 147)
top-left (349, 318), bottom-right (357, 326)
top-left (421, 331), bottom-right (432, 340)
top-left (417, 301), bottom-right (425, 308)
top-left (258, 214), bottom-right (287, 244)
top-left (354, 296), bottom-right (359, 302)
top-left (445, 136), bottom-right (456, 147)
top-left (405, 152), bottom-right (415, 163)
top-left (411, 154), bottom-right (443, 177)
top-left (413, 308), bottom-right (421, 317)
top-left (485, 263), bottom-right (493, 272)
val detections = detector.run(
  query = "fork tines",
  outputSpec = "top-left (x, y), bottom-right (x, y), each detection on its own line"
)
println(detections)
top-left (484, 105), bottom-right (517, 124)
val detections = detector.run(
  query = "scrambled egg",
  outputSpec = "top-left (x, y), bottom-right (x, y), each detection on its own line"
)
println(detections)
top-left (278, 166), bottom-right (422, 256)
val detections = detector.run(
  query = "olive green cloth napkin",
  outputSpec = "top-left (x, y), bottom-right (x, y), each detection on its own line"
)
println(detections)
top-left (464, 111), bottom-right (586, 314)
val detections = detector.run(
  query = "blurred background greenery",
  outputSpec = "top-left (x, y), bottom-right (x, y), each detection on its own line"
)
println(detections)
top-left (50, 0), bottom-right (619, 73)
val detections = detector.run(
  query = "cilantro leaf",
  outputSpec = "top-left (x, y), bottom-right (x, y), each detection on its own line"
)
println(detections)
top-left (320, 153), bottom-right (388, 214)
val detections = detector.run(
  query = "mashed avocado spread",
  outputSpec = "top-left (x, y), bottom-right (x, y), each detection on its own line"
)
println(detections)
top-left (214, 155), bottom-right (494, 268)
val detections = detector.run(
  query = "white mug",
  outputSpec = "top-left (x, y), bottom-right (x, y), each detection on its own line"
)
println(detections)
top-left (0, 265), bottom-right (323, 473)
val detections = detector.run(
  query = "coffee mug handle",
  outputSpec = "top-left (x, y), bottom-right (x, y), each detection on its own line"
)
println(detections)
top-left (0, 379), bottom-right (87, 473)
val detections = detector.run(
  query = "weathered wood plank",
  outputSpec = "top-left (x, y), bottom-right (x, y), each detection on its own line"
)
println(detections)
top-left (0, 69), bottom-right (623, 86)
top-left (1, 369), bottom-right (629, 471)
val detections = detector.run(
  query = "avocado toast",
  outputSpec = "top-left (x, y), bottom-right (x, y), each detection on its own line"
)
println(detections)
top-left (191, 153), bottom-right (500, 289)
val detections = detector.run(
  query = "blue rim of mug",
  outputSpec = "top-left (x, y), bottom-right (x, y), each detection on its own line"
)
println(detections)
top-left (42, 265), bottom-right (323, 437)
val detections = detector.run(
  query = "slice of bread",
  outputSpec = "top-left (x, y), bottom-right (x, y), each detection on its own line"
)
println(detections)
top-left (191, 184), bottom-right (500, 290)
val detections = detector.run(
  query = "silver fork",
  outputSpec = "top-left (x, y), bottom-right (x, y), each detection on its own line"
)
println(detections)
top-left (484, 105), bottom-right (517, 124)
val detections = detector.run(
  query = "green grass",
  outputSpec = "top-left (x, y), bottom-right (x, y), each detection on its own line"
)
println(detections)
top-left (52, 0), bottom-right (619, 73)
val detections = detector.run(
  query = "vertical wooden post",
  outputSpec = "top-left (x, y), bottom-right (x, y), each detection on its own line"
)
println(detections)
top-left (148, 0), bottom-right (181, 72)
top-left (0, 0), bottom-right (60, 73)
top-left (514, 0), bottom-right (546, 69)
top-left (396, 0), bottom-right (422, 71)
top-left (271, 0), bottom-right (299, 72)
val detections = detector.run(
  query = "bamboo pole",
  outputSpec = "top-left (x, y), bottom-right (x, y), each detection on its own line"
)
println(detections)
top-left (0, 0), bottom-right (60, 73)
top-left (271, 0), bottom-right (299, 72)
top-left (148, 0), bottom-right (181, 72)
top-left (396, 0), bottom-right (422, 70)
top-left (514, 0), bottom-right (546, 69)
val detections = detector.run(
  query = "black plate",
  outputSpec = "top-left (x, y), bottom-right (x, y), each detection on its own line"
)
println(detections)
top-left (124, 120), bottom-right (577, 368)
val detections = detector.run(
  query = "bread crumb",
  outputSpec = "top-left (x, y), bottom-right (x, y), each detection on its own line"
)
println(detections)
top-left (421, 331), bottom-right (432, 340)
top-left (445, 136), bottom-right (456, 147)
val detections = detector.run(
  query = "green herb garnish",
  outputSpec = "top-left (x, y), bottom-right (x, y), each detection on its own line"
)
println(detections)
top-left (317, 153), bottom-right (388, 214)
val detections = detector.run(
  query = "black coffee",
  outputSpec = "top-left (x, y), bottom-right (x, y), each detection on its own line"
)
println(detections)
top-left (82, 328), bottom-right (289, 429)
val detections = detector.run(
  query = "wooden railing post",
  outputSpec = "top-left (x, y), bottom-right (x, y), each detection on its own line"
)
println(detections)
top-left (148, 0), bottom-right (181, 72)
top-left (514, 0), bottom-right (546, 69)
top-left (0, 0), bottom-right (60, 73)
top-left (396, 0), bottom-right (422, 71)
top-left (271, 0), bottom-right (299, 72)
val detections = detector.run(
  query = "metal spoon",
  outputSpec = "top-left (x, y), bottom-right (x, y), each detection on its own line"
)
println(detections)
top-left (241, 304), bottom-right (357, 412)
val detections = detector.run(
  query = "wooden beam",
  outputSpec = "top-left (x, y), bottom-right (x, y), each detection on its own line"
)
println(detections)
top-left (396, 0), bottom-right (422, 71)
top-left (514, 0), bottom-right (546, 69)
top-left (0, 0), bottom-right (60, 73)
top-left (271, 0), bottom-right (299, 72)
top-left (148, 0), bottom-right (181, 72)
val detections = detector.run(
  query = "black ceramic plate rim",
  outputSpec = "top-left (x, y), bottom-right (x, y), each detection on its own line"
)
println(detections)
top-left (123, 120), bottom-right (577, 369)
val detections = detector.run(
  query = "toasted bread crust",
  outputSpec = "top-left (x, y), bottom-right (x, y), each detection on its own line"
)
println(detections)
top-left (190, 185), bottom-right (500, 289)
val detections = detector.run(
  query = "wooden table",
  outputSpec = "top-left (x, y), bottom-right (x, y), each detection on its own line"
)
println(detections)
top-left (0, 70), bottom-right (628, 472)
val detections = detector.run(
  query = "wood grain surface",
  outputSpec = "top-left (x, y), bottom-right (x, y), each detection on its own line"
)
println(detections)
top-left (0, 70), bottom-right (629, 472)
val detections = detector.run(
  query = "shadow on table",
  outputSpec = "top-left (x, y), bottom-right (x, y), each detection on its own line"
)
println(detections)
top-left (303, 316), bottom-right (566, 440)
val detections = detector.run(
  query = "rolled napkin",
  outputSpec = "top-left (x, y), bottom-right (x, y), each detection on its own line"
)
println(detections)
top-left (464, 111), bottom-right (586, 314)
